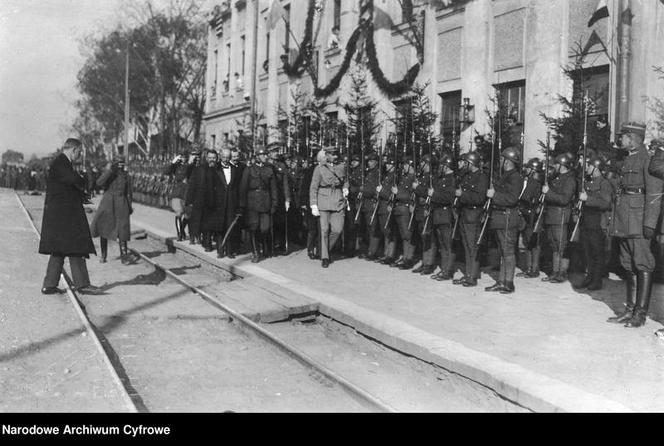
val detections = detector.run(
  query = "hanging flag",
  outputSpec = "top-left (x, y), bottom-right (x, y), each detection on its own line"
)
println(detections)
top-left (581, 29), bottom-right (603, 55)
top-left (587, 0), bottom-right (609, 27)
top-left (266, 0), bottom-right (286, 30)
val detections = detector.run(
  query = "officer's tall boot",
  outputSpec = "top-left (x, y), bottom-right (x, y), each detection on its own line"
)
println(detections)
top-left (607, 274), bottom-right (636, 323)
top-left (175, 217), bottom-right (182, 241)
top-left (100, 237), bottom-right (108, 263)
top-left (120, 241), bottom-right (129, 264)
top-left (181, 217), bottom-right (189, 241)
top-left (625, 271), bottom-right (653, 328)
top-left (250, 232), bottom-right (260, 263)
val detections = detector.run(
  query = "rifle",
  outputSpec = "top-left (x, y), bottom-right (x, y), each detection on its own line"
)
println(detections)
top-left (422, 135), bottom-right (434, 236)
top-left (569, 91), bottom-right (589, 243)
top-left (384, 134), bottom-right (400, 231)
top-left (531, 131), bottom-right (551, 241)
top-left (370, 140), bottom-right (382, 225)
top-left (354, 112), bottom-right (365, 224)
top-left (476, 105), bottom-right (499, 246)
top-left (407, 103), bottom-right (417, 231)
top-left (450, 130), bottom-right (461, 240)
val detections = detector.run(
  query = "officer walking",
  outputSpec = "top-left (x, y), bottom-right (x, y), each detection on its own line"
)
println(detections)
top-left (541, 153), bottom-right (577, 283)
top-left (239, 148), bottom-right (278, 263)
top-left (485, 148), bottom-right (523, 294)
top-left (309, 146), bottom-right (349, 268)
top-left (607, 122), bottom-right (663, 327)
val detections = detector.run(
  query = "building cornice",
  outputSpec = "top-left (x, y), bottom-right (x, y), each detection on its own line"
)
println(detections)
top-left (204, 102), bottom-right (250, 121)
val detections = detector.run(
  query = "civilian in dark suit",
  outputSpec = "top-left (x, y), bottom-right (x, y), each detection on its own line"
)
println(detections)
top-left (39, 138), bottom-right (98, 294)
top-left (216, 148), bottom-right (242, 258)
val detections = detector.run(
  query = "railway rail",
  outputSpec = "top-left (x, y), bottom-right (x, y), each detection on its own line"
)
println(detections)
top-left (17, 193), bottom-right (396, 413)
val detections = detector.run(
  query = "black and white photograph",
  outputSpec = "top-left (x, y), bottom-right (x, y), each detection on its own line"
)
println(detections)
top-left (2, 0), bottom-right (664, 420)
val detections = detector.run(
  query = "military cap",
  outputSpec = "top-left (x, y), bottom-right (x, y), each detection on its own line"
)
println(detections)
top-left (366, 152), bottom-right (379, 161)
top-left (587, 155), bottom-right (605, 170)
top-left (112, 155), bottom-right (125, 164)
top-left (439, 152), bottom-right (454, 167)
top-left (324, 145), bottom-right (339, 153)
top-left (351, 154), bottom-right (361, 162)
top-left (500, 147), bottom-right (521, 165)
top-left (384, 156), bottom-right (395, 164)
top-left (267, 141), bottom-right (281, 151)
top-left (619, 122), bottom-right (646, 138)
top-left (255, 148), bottom-right (268, 155)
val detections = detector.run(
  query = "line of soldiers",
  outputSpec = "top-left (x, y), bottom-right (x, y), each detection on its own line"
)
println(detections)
top-left (152, 120), bottom-right (663, 332)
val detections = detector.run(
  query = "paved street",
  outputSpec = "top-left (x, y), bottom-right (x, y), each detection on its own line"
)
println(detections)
top-left (131, 200), bottom-right (664, 411)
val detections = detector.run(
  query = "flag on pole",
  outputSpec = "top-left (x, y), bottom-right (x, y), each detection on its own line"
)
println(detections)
top-left (266, 0), bottom-right (286, 30)
top-left (587, 0), bottom-right (609, 27)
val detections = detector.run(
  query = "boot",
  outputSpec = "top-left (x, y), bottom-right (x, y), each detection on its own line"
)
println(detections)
top-left (607, 274), bottom-right (636, 323)
top-left (181, 218), bottom-right (189, 240)
top-left (485, 281), bottom-right (505, 292)
top-left (120, 241), bottom-right (129, 264)
top-left (250, 233), bottom-right (260, 263)
top-left (499, 281), bottom-right (515, 294)
top-left (432, 271), bottom-right (453, 281)
top-left (100, 237), bottom-right (108, 263)
top-left (175, 217), bottom-right (182, 241)
top-left (576, 275), bottom-right (592, 289)
top-left (625, 271), bottom-right (653, 328)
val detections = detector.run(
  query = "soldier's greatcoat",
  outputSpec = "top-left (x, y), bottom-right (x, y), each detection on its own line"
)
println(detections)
top-left (309, 162), bottom-right (348, 212)
top-left (39, 153), bottom-right (96, 257)
top-left (90, 168), bottom-right (133, 241)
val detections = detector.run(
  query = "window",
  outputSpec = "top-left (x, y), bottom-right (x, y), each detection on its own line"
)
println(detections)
top-left (223, 133), bottom-right (229, 143)
top-left (211, 134), bottom-right (216, 149)
top-left (225, 43), bottom-right (231, 92)
top-left (495, 81), bottom-right (525, 125)
top-left (333, 0), bottom-right (341, 30)
top-left (213, 49), bottom-right (218, 94)
top-left (393, 99), bottom-right (415, 154)
top-left (401, 0), bottom-right (413, 23)
top-left (439, 90), bottom-right (462, 147)
top-left (284, 4), bottom-right (291, 51)
top-left (573, 65), bottom-right (610, 123)
top-left (266, 30), bottom-right (270, 68)
top-left (241, 35), bottom-right (246, 76)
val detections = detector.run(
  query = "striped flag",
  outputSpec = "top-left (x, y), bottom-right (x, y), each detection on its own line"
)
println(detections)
top-left (266, 0), bottom-right (286, 30)
top-left (587, 0), bottom-right (609, 27)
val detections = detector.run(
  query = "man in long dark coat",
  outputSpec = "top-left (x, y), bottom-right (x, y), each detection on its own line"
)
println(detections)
top-left (186, 149), bottom-right (222, 251)
top-left (215, 148), bottom-right (242, 258)
top-left (39, 138), bottom-right (98, 294)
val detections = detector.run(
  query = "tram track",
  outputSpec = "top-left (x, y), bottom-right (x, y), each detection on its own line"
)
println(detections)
top-left (17, 193), bottom-right (396, 412)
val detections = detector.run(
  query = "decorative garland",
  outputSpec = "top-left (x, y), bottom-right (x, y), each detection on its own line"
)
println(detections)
top-left (314, 25), bottom-right (364, 98)
top-left (282, 0), bottom-right (421, 99)
top-left (281, 0), bottom-right (316, 77)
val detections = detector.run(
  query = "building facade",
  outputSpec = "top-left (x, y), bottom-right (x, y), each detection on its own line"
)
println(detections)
top-left (204, 0), bottom-right (664, 159)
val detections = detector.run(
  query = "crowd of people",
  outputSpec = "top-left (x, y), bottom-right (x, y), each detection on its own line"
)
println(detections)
top-left (0, 164), bottom-right (46, 192)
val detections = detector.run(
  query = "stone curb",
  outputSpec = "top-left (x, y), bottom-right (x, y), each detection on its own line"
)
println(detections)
top-left (132, 217), bottom-right (633, 413)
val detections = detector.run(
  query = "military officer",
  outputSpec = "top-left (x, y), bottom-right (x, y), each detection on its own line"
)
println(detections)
top-left (239, 148), bottom-right (278, 262)
top-left (607, 122), bottom-right (663, 327)
top-left (517, 158), bottom-right (544, 278)
top-left (541, 152), bottom-right (577, 283)
top-left (309, 146), bottom-right (349, 268)
top-left (454, 151), bottom-right (488, 287)
top-left (575, 155), bottom-right (614, 291)
top-left (267, 143), bottom-right (291, 255)
top-left (429, 152), bottom-right (458, 281)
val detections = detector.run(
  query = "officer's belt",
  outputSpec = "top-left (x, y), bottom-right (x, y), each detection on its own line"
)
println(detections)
top-left (462, 205), bottom-right (480, 209)
top-left (431, 204), bottom-right (452, 210)
top-left (619, 186), bottom-right (645, 195)
top-left (492, 206), bottom-right (517, 212)
top-left (319, 185), bottom-right (342, 189)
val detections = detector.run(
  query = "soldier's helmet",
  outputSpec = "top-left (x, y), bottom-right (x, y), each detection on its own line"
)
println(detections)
top-left (462, 151), bottom-right (481, 167)
top-left (500, 147), bottom-right (522, 165)
top-left (439, 152), bottom-right (454, 168)
top-left (554, 152), bottom-right (575, 168)
top-left (650, 138), bottom-right (664, 151)
top-left (351, 154), bottom-right (361, 162)
top-left (366, 152), bottom-right (379, 162)
top-left (255, 148), bottom-right (268, 156)
top-left (587, 155), bottom-right (605, 170)
top-left (525, 157), bottom-right (543, 172)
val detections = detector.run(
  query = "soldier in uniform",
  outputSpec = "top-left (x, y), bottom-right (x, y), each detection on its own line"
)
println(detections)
top-left (239, 148), bottom-right (278, 262)
top-left (309, 146), bottom-right (349, 268)
top-left (412, 154), bottom-right (437, 275)
top-left (575, 155), bottom-right (614, 291)
top-left (485, 148), bottom-right (523, 294)
top-left (607, 122), bottom-right (663, 327)
top-left (267, 144), bottom-right (291, 255)
top-left (517, 158), bottom-right (544, 278)
top-left (164, 150), bottom-right (193, 241)
top-left (453, 151), bottom-right (488, 287)
top-left (301, 150), bottom-right (322, 259)
top-left (541, 152), bottom-right (577, 283)
top-left (648, 138), bottom-right (664, 337)
top-left (376, 157), bottom-right (398, 265)
top-left (429, 152), bottom-right (457, 281)
top-left (344, 154), bottom-right (363, 257)
top-left (391, 157), bottom-right (417, 270)
top-left (358, 152), bottom-right (381, 260)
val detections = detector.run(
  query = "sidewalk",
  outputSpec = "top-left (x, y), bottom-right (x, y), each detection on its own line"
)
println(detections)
top-left (0, 189), bottom-right (129, 412)
top-left (131, 202), bottom-right (664, 412)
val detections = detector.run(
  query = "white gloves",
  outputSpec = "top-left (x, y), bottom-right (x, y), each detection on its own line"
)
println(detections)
top-left (171, 155), bottom-right (180, 164)
top-left (311, 204), bottom-right (320, 217)
top-left (343, 188), bottom-right (349, 198)
top-left (285, 201), bottom-right (291, 211)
